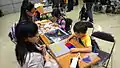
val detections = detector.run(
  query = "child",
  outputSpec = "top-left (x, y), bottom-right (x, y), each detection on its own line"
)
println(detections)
top-left (67, 21), bottom-right (92, 53)
top-left (51, 8), bottom-right (66, 31)
top-left (15, 21), bottom-right (58, 68)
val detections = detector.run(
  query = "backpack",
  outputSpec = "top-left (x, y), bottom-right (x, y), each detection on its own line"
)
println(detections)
top-left (8, 22), bottom-right (17, 44)
top-left (64, 18), bottom-right (73, 34)
top-left (79, 4), bottom-right (88, 21)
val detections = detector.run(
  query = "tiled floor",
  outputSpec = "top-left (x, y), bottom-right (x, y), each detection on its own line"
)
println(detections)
top-left (0, 2), bottom-right (120, 68)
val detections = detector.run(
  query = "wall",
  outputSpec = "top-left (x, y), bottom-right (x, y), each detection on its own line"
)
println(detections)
top-left (0, 0), bottom-right (23, 15)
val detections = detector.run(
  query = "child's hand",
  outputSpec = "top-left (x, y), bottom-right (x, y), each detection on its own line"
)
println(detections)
top-left (65, 38), bottom-right (70, 43)
top-left (70, 48), bottom-right (79, 53)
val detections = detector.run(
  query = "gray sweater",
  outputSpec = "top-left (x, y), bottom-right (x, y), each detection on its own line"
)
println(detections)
top-left (22, 52), bottom-right (59, 68)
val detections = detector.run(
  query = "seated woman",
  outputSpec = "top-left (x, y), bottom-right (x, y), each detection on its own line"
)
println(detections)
top-left (51, 8), bottom-right (66, 31)
top-left (67, 21), bottom-right (92, 53)
top-left (15, 21), bottom-right (58, 68)
top-left (19, 1), bottom-right (37, 22)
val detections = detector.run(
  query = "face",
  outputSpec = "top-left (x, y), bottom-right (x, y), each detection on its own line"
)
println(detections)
top-left (27, 8), bottom-right (35, 16)
top-left (31, 8), bottom-right (36, 14)
top-left (74, 32), bottom-right (86, 38)
top-left (26, 33), bottom-right (40, 44)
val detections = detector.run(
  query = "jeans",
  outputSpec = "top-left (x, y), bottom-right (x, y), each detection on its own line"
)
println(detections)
top-left (86, 2), bottom-right (93, 22)
top-left (67, 0), bottom-right (74, 11)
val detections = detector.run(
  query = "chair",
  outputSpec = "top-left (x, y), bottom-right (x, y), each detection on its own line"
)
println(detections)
top-left (82, 21), bottom-right (93, 28)
top-left (8, 22), bottom-right (17, 44)
top-left (91, 31), bottom-right (115, 68)
top-left (65, 18), bottom-right (73, 34)
top-left (80, 21), bottom-right (94, 33)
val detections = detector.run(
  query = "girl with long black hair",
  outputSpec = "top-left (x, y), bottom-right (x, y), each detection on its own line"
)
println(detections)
top-left (51, 8), bottom-right (66, 31)
top-left (15, 21), bottom-right (58, 68)
top-left (19, 0), bottom-right (36, 22)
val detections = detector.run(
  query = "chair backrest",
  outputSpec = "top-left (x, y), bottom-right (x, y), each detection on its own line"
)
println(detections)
top-left (91, 31), bottom-right (115, 42)
top-left (8, 22), bottom-right (17, 44)
top-left (80, 21), bottom-right (94, 33)
top-left (91, 31), bottom-right (115, 68)
top-left (82, 21), bottom-right (93, 28)
top-left (65, 18), bottom-right (72, 28)
top-left (91, 31), bottom-right (115, 53)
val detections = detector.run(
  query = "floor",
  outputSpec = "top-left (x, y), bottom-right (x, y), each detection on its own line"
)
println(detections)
top-left (0, 2), bottom-right (120, 68)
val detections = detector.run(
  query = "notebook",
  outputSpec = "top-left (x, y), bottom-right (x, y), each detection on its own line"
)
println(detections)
top-left (48, 40), bottom-right (70, 57)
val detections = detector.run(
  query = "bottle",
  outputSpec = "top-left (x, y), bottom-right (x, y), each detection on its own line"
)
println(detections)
top-left (70, 57), bottom-right (79, 68)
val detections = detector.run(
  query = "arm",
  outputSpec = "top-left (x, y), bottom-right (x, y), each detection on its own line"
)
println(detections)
top-left (70, 34), bottom-right (92, 53)
top-left (25, 53), bottom-right (45, 68)
top-left (26, 52), bottom-right (56, 68)
top-left (67, 34), bottom-right (76, 42)
top-left (44, 52), bottom-right (53, 68)
top-left (44, 52), bottom-right (59, 68)
top-left (70, 46), bottom-right (92, 53)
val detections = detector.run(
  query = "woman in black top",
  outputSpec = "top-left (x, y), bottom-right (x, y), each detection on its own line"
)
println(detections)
top-left (19, 0), bottom-right (36, 22)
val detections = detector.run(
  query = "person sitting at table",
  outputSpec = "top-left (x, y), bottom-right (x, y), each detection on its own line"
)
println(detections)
top-left (15, 21), bottom-right (58, 68)
top-left (19, 1), bottom-right (36, 22)
top-left (67, 21), bottom-right (92, 53)
top-left (51, 8), bottom-right (66, 31)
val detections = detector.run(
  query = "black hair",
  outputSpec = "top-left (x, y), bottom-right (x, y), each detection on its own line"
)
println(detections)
top-left (26, 2), bottom-right (34, 11)
top-left (15, 21), bottom-right (40, 66)
top-left (51, 8), bottom-right (62, 18)
top-left (15, 21), bottom-right (38, 42)
top-left (19, 0), bottom-right (34, 22)
top-left (73, 21), bottom-right (88, 33)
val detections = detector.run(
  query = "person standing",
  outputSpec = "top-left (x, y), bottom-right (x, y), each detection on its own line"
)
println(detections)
top-left (83, 0), bottom-right (95, 23)
top-left (67, 0), bottom-right (74, 12)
